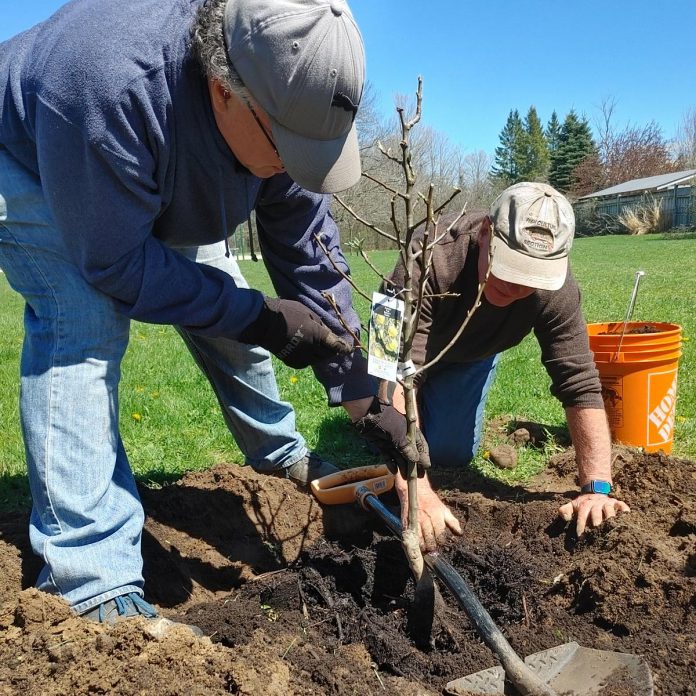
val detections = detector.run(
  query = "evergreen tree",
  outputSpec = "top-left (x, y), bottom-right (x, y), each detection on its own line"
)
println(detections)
top-left (491, 109), bottom-right (525, 185)
top-left (548, 110), bottom-right (597, 192)
top-left (545, 111), bottom-right (562, 160)
top-left (522, 106), bottom-right (549, 181)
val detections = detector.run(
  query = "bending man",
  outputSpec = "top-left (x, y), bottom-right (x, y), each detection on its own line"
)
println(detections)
top-left (0, 0), bottom-right (377, 627)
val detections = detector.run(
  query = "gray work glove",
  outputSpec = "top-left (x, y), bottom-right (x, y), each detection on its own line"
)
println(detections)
top-left (353, 397), bottom-right (431, 478)
top-left (238, 297), bottom-right (352, 369)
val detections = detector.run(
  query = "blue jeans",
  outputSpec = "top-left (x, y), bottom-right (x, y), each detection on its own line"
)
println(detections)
top-left (0, 149), bottom-right (305, 613)
top-left (418, 355), bottom-right (500, 467)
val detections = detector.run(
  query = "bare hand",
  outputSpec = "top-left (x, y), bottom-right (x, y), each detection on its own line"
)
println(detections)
top-left (395, 474), bottom-right (462, 551)
top-left (558, 494), bottom-right (630, 536)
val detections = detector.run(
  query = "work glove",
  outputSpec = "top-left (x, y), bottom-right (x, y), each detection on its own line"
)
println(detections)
top-left (238, 296), bottom-right (353, 369)
top-left (353, 397), bottom-right (431, 478)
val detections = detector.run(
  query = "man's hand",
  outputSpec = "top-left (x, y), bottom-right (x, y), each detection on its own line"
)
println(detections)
top-left (352, 398), bottom-right (431, 478)
top-left (238, 296), bottom-right (352, 369)
top-left (394, 473), bottom-right (462, 551)
top-left (558, 494), bottom-right (630, 536)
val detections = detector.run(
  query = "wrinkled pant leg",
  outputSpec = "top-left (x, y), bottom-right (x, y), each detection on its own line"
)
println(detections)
top-left (175, 243), bottom-right (306, 472)
top-left (418, 355), bottom-right (500, 467)
top-left (0, 151), bottom-right (144, 613)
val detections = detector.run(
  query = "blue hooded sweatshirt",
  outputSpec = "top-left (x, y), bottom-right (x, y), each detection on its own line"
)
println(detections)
top-left (0, 0), bottom-right (373, 404)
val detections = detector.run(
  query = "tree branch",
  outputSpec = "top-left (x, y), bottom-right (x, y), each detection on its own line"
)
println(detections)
top-left (362, 171), bottom-right (404, 199)
top-left (415, 250), bottom-right (492, 375)
top-left (409, 186), bottom-right (436, 346)
top-left (424, 203), bottom-right (469, 250)
top-left (423, 291), bottom-right (461, 299)
top-left (312, 232), bottom-right (372, 303)
top-left (413, 188), bottom-right (464, 232)
top-left (349, 240), bottom-right (398, 293)
top-left (321, 291), bottom-right (365, 351)
top-left (377, 140), bottom-right (403, 165)
top-left (333, 196), bottom-right (398, 244)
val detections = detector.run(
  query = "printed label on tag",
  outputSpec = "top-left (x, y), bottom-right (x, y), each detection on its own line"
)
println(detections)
top-left (367, 292), bottom-right (404, 382)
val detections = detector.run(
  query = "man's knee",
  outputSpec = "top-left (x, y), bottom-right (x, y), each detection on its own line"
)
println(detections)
top-left (426, 437), bottom-right (475, 469)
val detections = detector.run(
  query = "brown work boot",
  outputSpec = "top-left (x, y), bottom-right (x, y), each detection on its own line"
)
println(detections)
top-left (275, 452), bottom-right (338, 488)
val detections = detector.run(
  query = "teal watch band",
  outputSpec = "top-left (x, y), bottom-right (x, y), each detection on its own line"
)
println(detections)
top-left (580, 480), bottom-right (612, 495)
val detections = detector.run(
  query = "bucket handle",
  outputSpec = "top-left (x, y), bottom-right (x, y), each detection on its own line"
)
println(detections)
top-left (613, 271), bottom-right (645, 362)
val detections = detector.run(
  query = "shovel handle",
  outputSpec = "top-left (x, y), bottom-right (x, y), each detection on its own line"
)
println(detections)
top-left (363, 493), bottom-right (558, 696)
top-left (310, 464), bottom-right (394, 505)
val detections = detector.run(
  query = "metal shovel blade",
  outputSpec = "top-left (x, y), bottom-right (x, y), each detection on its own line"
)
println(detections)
top-left (445, 641), bottom-right (654, 696)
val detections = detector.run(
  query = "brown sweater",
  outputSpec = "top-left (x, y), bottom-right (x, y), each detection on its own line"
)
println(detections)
top-left (386, 210), bottom-right (603, 409)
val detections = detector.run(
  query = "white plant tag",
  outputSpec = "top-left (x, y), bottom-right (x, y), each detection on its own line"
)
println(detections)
top-left (398, 360), bottom-right (416, 378)
top-left (367, 292), bottom-right (404, 382)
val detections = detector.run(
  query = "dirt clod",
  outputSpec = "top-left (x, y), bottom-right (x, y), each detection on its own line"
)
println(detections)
top-left (488, 443), bottom-right (517, 469)
top-left (508, 427), bottom-right (531, 446)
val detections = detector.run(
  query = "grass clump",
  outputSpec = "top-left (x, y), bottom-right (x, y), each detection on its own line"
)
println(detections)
top-left (618, 197), bottom-right (669, 235)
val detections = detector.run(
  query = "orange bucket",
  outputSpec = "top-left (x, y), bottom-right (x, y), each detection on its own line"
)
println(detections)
top-left (587, 322), bottom-right (682, 453)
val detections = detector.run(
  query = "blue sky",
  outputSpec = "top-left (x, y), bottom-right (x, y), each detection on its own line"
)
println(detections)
top-left (4, 0), bottom-right (695, 156)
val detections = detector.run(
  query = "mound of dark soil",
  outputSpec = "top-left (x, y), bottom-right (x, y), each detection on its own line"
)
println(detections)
top-left (0, 445), bottom-right (693, 695)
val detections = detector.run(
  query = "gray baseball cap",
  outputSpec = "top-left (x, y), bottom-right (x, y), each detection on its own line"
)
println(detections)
top-left (224, 0), bottom-right (365, 193)
top-left (489, 182), bottom-right (575, 291)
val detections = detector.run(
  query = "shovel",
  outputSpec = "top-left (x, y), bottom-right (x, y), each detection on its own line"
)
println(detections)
top-left (311, 465), bottom-right (654, 696)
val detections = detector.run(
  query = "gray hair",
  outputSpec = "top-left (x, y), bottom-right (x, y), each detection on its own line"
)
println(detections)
top-left (191, 0), bottom-right (250, 100)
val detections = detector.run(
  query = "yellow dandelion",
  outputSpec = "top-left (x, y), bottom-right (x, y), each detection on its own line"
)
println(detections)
top-left (132, 412), bottom-right (142, 422)
top-left (483, 450), bottom-right (491, 460)
top-left (135, 386), bottom-right (145, 393)
top-left (290, 375), bottom-right (299, 384)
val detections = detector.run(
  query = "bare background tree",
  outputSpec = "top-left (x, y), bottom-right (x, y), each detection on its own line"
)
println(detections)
top-left (570, 97), bottom-right (683, 196)
top-left (459, 150), bottom-right (496, 207)
top-left (674, 108), bottom-right (696, 168)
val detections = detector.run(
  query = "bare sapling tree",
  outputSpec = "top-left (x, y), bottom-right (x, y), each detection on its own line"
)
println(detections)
top-left (319, 78), bottom-right (492, 588)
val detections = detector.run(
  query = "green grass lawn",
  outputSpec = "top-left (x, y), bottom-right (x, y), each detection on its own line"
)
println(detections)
top-left (0, 233), bottom-right (694, 509)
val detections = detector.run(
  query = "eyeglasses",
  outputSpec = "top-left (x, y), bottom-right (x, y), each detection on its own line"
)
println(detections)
top-left (246, 101), bottom-right (280, 159)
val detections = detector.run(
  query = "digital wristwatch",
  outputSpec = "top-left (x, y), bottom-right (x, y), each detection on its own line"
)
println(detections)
top-left (580, 480), bottom-right (612, 495)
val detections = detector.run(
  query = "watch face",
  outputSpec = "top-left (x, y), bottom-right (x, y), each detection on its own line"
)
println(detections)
top-left (592, 481), bottom-right (612, 495)
top-left (582, 480), bottom-right (612, 495)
